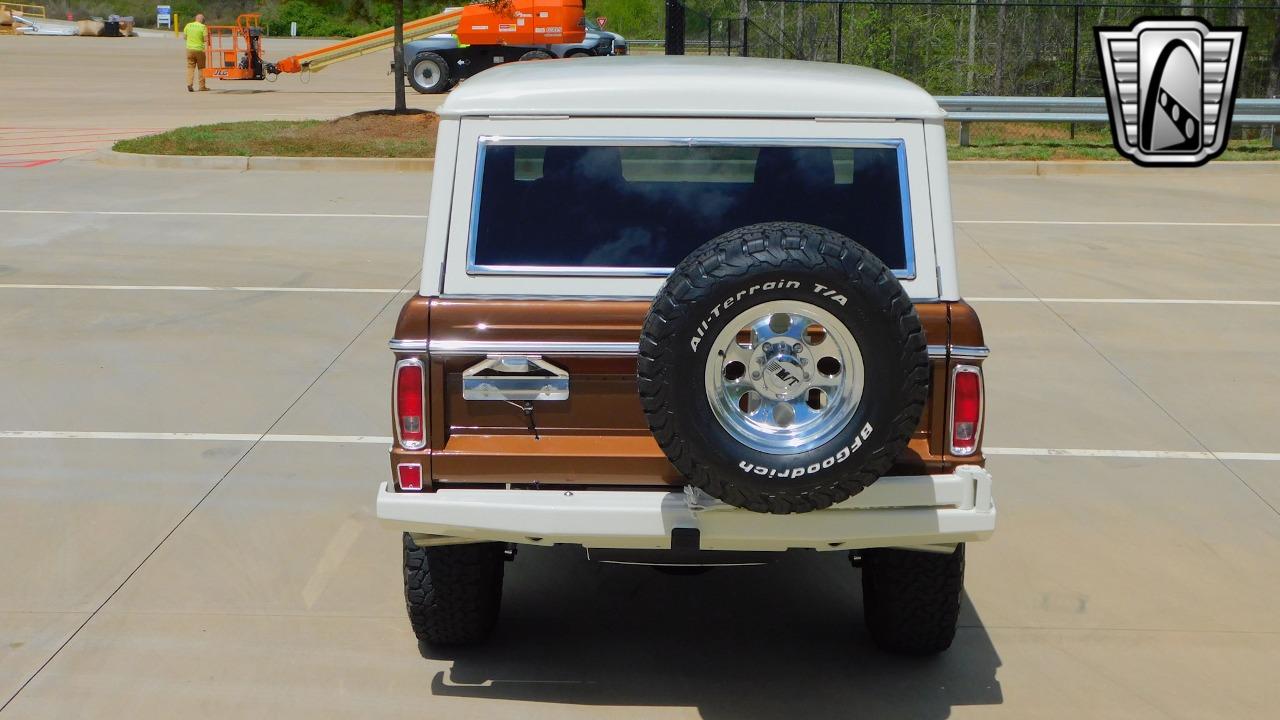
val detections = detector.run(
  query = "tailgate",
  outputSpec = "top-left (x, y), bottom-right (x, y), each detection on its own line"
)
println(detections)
top-left (393, 296), bottom-right (958, 489)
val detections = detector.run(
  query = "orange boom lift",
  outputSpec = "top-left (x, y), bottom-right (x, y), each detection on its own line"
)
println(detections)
top-left (203, 1), bottom-right (585, 83)
top-left (204, 14), bottom-right (269, 80)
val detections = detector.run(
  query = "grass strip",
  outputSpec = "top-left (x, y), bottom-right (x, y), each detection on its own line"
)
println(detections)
top-left (114, 112), bottom-right (438, 158)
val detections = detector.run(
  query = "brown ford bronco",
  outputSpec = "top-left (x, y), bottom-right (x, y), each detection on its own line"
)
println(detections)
top-left (379, 56), bottom-right (994, 655)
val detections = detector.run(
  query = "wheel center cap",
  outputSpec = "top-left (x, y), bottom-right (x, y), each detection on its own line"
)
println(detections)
top-left (760, 355), bottom-right (806, 400)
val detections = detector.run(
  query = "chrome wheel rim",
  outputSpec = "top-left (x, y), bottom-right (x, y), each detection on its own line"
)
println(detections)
top-left (413, 61), bottom-right (438, 87)
top-left (703, 300), bottom-right (864, 455)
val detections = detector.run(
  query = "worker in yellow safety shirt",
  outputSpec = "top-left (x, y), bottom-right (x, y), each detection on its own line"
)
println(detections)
top-left (183, 13), bottom-right (208, 92)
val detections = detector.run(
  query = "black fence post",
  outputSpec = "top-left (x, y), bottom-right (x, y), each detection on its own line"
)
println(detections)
top-left (836, 3), bottom-right (844, 64)
top-left (742, 17), bottom-right (750, 57)
top-left (664, 0), bottom-right (685, 56)
top-left (707, 16), bottom-right (712, 55)
top-left (1070, 3), bottom-right (1081, 139)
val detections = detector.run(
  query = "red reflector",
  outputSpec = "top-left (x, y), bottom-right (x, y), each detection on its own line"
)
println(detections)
top-left (397, 463), bottom-right (423, 492)
top-left (951, 366), bottom-right (982, 456)
top-left (395, 360), bottom-right (425, 449)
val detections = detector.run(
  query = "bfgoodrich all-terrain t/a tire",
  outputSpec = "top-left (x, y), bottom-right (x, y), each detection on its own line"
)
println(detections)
top-left (861, 544), bottom-right (965, 655)
top-left (402, 534), bottom-right (505, 646)
top-left (638, 222), bottom-right (928, 514)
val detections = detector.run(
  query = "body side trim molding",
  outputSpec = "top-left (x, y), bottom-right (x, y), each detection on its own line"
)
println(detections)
top-left (431, 340), bottom-right (639, 356)
top-left (926, 344), bottom-right (991, 360)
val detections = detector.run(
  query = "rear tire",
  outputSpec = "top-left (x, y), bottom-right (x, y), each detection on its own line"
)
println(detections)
top-left (861, 544), bottom-right (965, 655)
top-left (407, 52), bottom-right (450, 94)
top-left (519, 49), bottom-right (554, 61)
top-left (403, 534), bottom-right (505, 646)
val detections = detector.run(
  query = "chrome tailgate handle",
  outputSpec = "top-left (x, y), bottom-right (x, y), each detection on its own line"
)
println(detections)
top-left (462, 355), bottom-right (569, 401)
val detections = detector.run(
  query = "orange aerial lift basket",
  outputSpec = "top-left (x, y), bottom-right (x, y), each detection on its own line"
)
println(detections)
top-left (204, 14), bottom-right (267, 81)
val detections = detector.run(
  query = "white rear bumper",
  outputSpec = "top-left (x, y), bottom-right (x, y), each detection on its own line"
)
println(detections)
top-left (377, 466), bottom-right (994, 552)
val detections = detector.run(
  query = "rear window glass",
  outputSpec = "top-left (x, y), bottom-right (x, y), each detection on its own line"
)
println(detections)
top-left (469, 141), bottom-right (912, 275)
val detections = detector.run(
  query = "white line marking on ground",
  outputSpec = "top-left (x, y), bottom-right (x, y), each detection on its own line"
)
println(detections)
top-left (0, 284), bottom-right (404, 294)
top-left (2, 431), bottom-right (1278, 460)
top-left (986, 448), bottom-right (1280, 462)
top-left (0, 209), bottom-right (427, 219)
top-left (0, 431), bottom-right (262, 442)
top-left (0, 431), bottom-right (391, 443)
top-left (258, 434), bottom-right (393, 444)
top-left (969, 297), bottom-right (1280, 306)
top-left (984, 447), bottom-right (1217, 459)
top-left (1212, 452), bottom-right (1280, 462)
top-left (956, 220), bottom-right (1280, 228)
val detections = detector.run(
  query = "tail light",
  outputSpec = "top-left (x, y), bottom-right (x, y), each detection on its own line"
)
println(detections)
top-left (397, 463), bottom-right (423, 492)
top-left (394, 358), bottom-right (426, 450)
top-left (949, 364), bottom-right (983, 456)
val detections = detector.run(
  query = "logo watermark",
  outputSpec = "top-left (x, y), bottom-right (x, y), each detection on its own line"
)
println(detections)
top-left (1095, 17), bottom-right (1246, 167)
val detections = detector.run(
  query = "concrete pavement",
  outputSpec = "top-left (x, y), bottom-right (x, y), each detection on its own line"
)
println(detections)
top-left (1, 159), bottom-right (1279, 718)
top-left (0, 34), bottom-right (446, 165)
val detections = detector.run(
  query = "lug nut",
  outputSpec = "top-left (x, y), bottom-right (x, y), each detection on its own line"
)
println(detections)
top-left (793, 344), bottom-right (803, 354)
top-left (751, 371), bottom-right (761, 380)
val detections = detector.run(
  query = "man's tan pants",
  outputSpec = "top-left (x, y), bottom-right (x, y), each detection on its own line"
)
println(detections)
top-left (186, 49), bottom-right (207, 89)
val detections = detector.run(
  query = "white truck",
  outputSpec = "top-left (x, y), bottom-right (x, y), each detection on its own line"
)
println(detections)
top-left (379, 56), bottom-right (995, 655)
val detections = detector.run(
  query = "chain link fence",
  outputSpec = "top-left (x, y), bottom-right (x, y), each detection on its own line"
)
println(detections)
top-left (678, 1), bottom-right (1280, 100)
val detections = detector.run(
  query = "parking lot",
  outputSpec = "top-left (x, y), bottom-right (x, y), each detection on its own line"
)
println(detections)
top-left (4, 32), bottom-right (1280, 720)
top-left (1, 35), bottom-right (444, 166)
top-left (1, 157), bottom-right (1276, 719)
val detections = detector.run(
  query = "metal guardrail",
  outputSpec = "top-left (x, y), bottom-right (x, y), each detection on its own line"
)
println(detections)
top-left (937, 96), bottom-right (1280, 148)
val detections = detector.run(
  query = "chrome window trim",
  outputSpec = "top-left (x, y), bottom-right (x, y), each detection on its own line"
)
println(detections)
top-left (465, 135), bottom-right (917, 280)
top-left (947, 363), bottom-right (984, 457)
top-left (468, 263), bottom-right (673, 278)
top-left (393, 357), bottom-right (427, 450)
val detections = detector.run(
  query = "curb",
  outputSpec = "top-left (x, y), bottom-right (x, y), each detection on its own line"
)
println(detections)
top-left (949, 160), bottom-right (1280, 176)
top-left (99, 150), bottom-right (1277, 177)
top-left (98, 150), bottom-right (434, 173)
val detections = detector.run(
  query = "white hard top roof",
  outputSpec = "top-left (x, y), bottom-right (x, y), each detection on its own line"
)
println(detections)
top-left (439, 56), bottom-right (944, 121)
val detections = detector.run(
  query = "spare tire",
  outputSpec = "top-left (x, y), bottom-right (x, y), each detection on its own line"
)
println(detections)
top-left (638, 222), bottom-right (928, 514)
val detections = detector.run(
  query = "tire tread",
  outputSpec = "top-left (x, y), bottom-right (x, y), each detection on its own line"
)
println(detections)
top-left (861, 544), bottom-right (965, 655)
top-left (638, 222), bottom-right (929, 514)
top-left (402, 534), bottom-right (504, 646)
